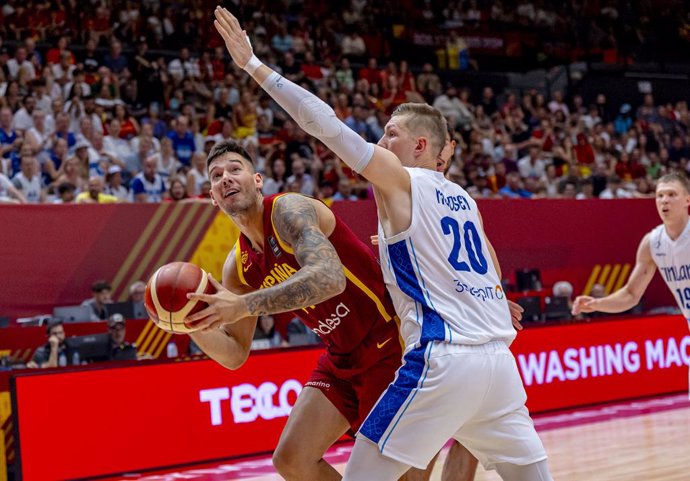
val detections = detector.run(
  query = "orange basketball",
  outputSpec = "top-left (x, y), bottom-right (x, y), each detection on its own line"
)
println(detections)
top-left (145, 262), bottom-right (215, 334)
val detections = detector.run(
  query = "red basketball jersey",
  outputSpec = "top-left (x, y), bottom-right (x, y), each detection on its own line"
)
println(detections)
top-left (235, 193), bottom-right (399, 354)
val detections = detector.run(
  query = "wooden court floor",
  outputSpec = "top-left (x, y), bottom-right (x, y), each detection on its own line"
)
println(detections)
top-left (460, 406), bottom-right (690, 481)
top-left (108, 396), bottom-right (690, 481)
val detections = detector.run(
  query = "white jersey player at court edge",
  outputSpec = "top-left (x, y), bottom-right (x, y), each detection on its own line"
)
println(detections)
top-left (212, 6), bottom-right (552, 481)
top-left (572, 172), bottom-right (690, 396)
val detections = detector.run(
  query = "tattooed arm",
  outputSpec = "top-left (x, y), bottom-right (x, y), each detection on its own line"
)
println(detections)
top-left (244, 194), bottom-right (347, 316)
top-left (186, 194), bottom-right (346, 329)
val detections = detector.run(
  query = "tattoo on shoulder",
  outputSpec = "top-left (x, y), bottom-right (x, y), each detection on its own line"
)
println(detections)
top-left (243, 195), bottom-right (345, 316)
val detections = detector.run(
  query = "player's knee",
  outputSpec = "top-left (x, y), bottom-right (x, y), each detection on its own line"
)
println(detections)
top-left (272, 442), bottom-right (311, 478)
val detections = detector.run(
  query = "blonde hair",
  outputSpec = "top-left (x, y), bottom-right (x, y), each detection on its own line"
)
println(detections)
top-left (657, 172), bottom-right (690, 194)
top-left (391, 103), bottom-right (447, 159)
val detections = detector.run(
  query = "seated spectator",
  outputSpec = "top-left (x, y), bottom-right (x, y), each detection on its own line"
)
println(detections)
top-left (252, 315), bottom-right (285, 349)
top-left (552, 281), bottom-right (574, 308)
top-left (499, 172), bottom-right (533, 198)
top-left (132, 156), bottom-right (166, 202)
top-left (331, 178), bottom-right (358, 201)
top-left (76, 175), bottom-right (119, 203)
top-left (106, 314), bottom-right (138, 361)
top-left (599, 175), bottom-right (633, 199)
top-left (128, 281), bottom-right (146, 304)
top-left (12, 94), bottom-right (37, 133)
top-left (518, 146), bottom-right (547, 179)
top-left (81, 280), bottom-right (113, 321)
top-left (103, 118), bottom-right (135, 173)
top-left (0, 171), bottom-right (27, 203)
top-left (262, 158), bottom-right (287, 195)
top-left (7, 46), bottom-right (36, 82)
top-left (105, 166), bottom-right (130, 202)
top-left (167, 176), bottom-right (189, 202)
top-left (284, 317), bottom-right (320, 346)
top-left (53, 181), bottom-right (76, 204)
top-left (27, 320), bottom-right (79, 368)
top-left (285, 157), bottom-right (315, 196)
top-left (186, 151), bottom-right (209, 197)
top-left (167, 115), bottom-right (195, 167)
top-left (53, 156), bottom-right (86, 194)
top-left (12, 153), bottom-right (46, 203)
top-left (53, 112), bottom-right (76, 151)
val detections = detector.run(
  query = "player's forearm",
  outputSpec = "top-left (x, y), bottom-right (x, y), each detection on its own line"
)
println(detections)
top-left (247, 62), bottom-right (374, 174)
top-left (589, 288), bottom-right (640, 313)
top-left (190, 328), bottom-right (250, 370)
top-left (241, 265), bottom-right (346, 317)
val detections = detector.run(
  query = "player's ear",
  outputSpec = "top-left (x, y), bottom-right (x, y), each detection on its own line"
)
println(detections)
top-left (209, 190), bottom-right (218, 207)
top-left (254, 172), bottom-right (263, 190)
top-left (415, 136), bottom-right (427, 156)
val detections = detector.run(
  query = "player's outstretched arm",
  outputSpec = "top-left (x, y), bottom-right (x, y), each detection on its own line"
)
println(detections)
top-left (572, 234), bottom-right (656, 315)
top-left (213, 6), bottom-right (409, 196)
top-left (188, 247), bottom-right (258, 369)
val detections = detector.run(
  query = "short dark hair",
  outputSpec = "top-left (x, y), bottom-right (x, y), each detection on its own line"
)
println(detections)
top-left (91, 280), bottom-right (111, 293)
top-left (57, 182), bottom-right (76, 195)
top-left (206, 139), bottom-right (255, 172)
top-left (658, 172), bottom-right (690, 194)
top-left (46, 319), bottom-right (64, 335)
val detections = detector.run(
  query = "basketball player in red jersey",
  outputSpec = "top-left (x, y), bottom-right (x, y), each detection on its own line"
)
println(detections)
top-left (177, 139), bottom-right (424, 481)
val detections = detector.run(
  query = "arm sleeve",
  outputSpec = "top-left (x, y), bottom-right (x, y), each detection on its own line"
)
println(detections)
top-left (261, 72), bottom-right (374, 174)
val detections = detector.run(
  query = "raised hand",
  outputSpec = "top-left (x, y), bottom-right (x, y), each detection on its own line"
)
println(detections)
top-left (213, 6), bottom-right (253, 69)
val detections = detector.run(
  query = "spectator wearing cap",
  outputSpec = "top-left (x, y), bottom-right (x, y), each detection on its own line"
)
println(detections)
top-left (76, 175), bottom-right (118, 204)
top-left (105, 165), bottom-right (131, 202)
top-left (81, 280), bottom-right (113, 321)
top-left (71, 139), bottom-right (102, 177)
top-left (27, 320), bottom-right (79, 368)
top-left (106, 314), bottom-right (138, 361)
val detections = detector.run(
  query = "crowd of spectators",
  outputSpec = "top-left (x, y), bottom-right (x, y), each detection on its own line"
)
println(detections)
top-left (1, 0), bottom-right (690, 206)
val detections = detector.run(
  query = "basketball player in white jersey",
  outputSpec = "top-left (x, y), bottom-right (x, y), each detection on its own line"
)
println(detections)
top-left (212, 7), bottom-right (551, 480)
top-left (573, 172), bottom-right (690, 392)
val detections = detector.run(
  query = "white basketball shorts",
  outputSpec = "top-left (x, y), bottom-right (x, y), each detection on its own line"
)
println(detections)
top-left (358, 340), bottom-right (547, 470)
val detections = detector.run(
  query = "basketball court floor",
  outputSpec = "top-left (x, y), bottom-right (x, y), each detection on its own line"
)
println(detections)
top-left (103, 393), bottom-right (690, 481)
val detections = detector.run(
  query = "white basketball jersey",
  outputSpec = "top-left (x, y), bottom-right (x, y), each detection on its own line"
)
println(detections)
top-left (377, 168), bottom-right (515, 351)
top-left (649, 221), bottom-right (690, 325)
